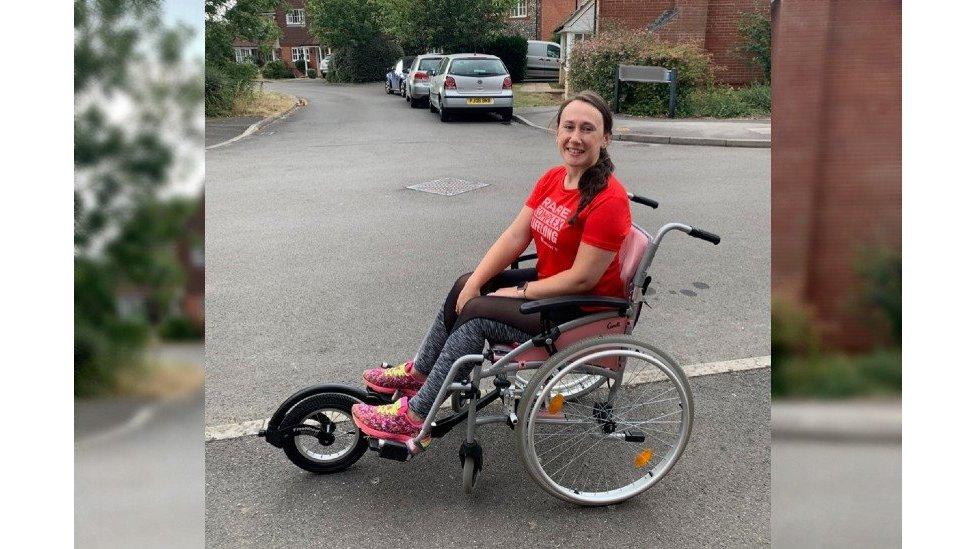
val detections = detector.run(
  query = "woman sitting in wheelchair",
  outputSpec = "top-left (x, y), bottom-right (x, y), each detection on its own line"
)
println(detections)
top-left (352, 91), bottom-right (632, 445)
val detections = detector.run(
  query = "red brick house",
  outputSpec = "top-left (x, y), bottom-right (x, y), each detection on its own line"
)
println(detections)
top-left (232, 0), bottom-right (332, 77)
top-left (597, 0), bottom-right (769, 85)
top-left (506, 0), bottom-right (580, 42)
top-left (771, 0), bottom-right (901, 351)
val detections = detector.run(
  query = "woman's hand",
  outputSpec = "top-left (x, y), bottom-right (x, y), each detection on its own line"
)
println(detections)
top-left (487, 287), bottom-right (520, 299)
top-left (456, 284), bottom-right (481, 314)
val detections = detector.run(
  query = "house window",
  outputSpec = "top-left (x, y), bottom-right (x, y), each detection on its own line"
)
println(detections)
top-left (291, 46), bottom-right (310, 62)
top-left (510, 1), bottom-right (526, 18)
top-left (285, 9), bottom-right (305, 26)
top-left (234, 47), bottom-right (259, 64)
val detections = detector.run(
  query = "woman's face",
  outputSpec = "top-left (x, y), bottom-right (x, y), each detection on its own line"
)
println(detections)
top-left (556, 100), bottom-right (610, 171)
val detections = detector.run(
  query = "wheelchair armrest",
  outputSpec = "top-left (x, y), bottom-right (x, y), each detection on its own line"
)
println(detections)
top-left (519, 295), bottom-right (630, 316)
top-left (510, 253), bottom-right (538, 270)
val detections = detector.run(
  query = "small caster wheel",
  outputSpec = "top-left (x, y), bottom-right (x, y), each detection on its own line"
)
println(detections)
top-left (459, 440), bottom-right (483, 494)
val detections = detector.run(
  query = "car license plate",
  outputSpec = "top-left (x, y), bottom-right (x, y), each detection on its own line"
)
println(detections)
top-left (466, 97), bottom-right (493, 105)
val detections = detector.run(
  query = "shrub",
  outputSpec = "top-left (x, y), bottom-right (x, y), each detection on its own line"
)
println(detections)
top-left (478, 34), bottom-right (528, 83)
top-left (294, 58), bottom-right (307, 73)
top-left (262, 60), bottom-right (293, 79)
top-left (854, 246), bottom-right (901, 344)
top-left (773, 349), bottom-right (901, 398)
top-left (738, 10), bottom-right (771, 82)
top-left (159, 315), bottom-right (203, 341)
top-left (205, 61), bottom-right (259, 116)
top-left (679, 83), bottom-right (770, 118)
top-left (307, 69), bottom-right (317, 79)
top-left (330, 33), bottom-right (403, 82)
top-left (568, 29), bottom-right (713, 117)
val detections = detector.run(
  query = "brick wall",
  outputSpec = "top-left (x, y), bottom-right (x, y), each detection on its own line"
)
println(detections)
top-left (771, 0), bottom-right (901, 350)
top-left (598, 0), bottom-right (768, 85)
top-left (506, 0), bottom-right (540, 40)
top-left (542, 0), bottom-right (579, 42)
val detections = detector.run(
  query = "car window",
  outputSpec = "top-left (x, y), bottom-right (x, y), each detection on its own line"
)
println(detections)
top-left (436, 58), bottom-right (449, 74)
top-left (448, 58), bottom-right (507, 77)
top-left (419, 58), bottom-right (443, 72)
top-left (403, 57), bottom-right (415, 71)
top-left (546, 44), bottom-right (560, 59)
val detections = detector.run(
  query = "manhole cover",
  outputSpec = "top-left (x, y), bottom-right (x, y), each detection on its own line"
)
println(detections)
top-left (407, 177), bottom-right (489, 196)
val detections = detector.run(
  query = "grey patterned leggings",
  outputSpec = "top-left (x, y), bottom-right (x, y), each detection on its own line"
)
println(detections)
top-left (407, 270), bottom-right (543, 416)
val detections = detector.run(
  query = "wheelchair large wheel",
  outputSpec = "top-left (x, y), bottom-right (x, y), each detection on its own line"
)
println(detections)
top-left (515, 335), bottom-right (693, 506)
top-left (281, 392), bottom-right (368, 474)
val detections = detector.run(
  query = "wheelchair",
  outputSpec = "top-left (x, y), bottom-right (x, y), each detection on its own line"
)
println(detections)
top-left (260, 193), bottom-right (721, 506)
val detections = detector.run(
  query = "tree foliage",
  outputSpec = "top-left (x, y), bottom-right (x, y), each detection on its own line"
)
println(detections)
top-left (75, 0), bottom-right (202, 395)
top-left (737, 10), bottom-right (771, 82)
top-left (374, 0), bottom-right (517, 54)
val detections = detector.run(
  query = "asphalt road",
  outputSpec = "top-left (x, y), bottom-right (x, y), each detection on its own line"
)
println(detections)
top-left (204, 80), bottom-right (770, 427)
top-left (206, 369), bottom-right (770, 548)
top-left (205, 81), bottom-right (770, 546)
top-left (76, 391), bottom-right (204, 548)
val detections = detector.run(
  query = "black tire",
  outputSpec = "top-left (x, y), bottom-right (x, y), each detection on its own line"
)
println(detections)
top-left (429, 95), bottom-right (437, 113)
top-left (385, 80), bottom-right (392, 94)
top-left (439, 105), bottom-right (451, 122)
top-left (409, 95), bottom-right (418, 108)
top-left (281, 392), bottom-right (368, 474)
top-left (500, 108), bottom-right (513, 122)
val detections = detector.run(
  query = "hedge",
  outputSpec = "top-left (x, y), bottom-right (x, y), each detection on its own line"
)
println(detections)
top-left (477, 34), bottom-right (527, 83)
top-left (329, 33), bottom-right (403, 83)
top-left (568, 29), bottom-right (713, 117)
top-left (261, 59), bottom-right (293, 79)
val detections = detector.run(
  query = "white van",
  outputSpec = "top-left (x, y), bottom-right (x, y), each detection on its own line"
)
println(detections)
top-left (525, 40), bottom-right (561, 81)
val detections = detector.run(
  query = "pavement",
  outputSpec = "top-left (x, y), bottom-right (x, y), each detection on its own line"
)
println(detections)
top-left (514, 106), bottom-right (771, 148)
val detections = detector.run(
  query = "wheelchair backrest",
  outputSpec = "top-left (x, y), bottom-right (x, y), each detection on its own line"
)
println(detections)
top-left (619, 224), bottom-right (651, 294)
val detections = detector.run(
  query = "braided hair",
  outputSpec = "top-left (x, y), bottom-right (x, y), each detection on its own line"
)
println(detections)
top-left (556, 91), bottom-right (615, 226)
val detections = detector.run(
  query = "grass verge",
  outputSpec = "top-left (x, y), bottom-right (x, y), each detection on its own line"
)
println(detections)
top-left (114, 359), bottom-right (204, 399)
top-left (228, 90), bottom-right (296, 118)
top-left (514, 84), bottom-right (563, 108)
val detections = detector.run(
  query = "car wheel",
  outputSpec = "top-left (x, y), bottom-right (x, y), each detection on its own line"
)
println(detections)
top-left (407, 94), bottom-right (415, 108)
top-left (385, 80), bottom-right (392, 94)
top-left (439, 105), bottom-right (451, 122)
top-left (500, 108), bottom-right (513, 122)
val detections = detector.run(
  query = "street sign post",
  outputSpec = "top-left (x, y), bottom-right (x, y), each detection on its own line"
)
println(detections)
top-left (613, 64), bottom-right (678, 118)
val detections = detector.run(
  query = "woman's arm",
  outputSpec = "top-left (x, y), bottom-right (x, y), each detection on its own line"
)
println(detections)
top-left (456, 207), bottom-right (535, 312)
top-left (490, 242), bottom-right (616, 300)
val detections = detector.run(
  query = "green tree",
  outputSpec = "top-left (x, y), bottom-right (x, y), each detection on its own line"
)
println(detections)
top-left (205, 0), bottom-right (282, 115)
top-left (307, 0), bottom-right (402, 82)
top-left (75, 0), bottom-right (202, 396)
top-left (375, 0), bottom-right (517, 54)
top-left (738, 10), bottom-right (771, 82)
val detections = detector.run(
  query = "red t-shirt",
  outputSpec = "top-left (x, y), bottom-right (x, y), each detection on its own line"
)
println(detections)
top-left (524, 166), bottom-right (632, 298)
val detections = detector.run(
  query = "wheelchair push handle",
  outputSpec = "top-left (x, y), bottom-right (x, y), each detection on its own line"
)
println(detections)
top-left (688, 226), bottom-right (721, 245)
top-left (627, 193), bottom-right (659, 209)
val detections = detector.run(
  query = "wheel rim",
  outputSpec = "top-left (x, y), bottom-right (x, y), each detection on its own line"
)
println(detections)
top-left (294, 407), bottom-right (361, 464)
top-left (515, 369), bottom-right (604, 399)
top-left (523, 345), bottom-right (692, 505)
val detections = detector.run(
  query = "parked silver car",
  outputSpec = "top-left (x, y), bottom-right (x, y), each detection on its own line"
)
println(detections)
top-left (428, 54), bottom-right (514, 122)
top-left (404, 54), bottom-right (445, 108)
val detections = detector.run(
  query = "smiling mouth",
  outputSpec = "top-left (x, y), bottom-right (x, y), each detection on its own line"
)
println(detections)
top-left (565, 147), bottom-right (585, 156)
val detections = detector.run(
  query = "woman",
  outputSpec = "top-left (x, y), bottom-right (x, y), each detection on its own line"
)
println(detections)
top-left (351, 91), bottom-right (632, 445)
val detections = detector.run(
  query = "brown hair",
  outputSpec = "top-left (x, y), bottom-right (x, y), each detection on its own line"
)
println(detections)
top-left (555, 90), bottom-right (615, 225)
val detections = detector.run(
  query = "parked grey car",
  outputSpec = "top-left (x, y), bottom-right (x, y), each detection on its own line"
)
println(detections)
top-left (404, 54), bottom-right (445, 108)
top-left (428, 54), bottom-right (514, 122)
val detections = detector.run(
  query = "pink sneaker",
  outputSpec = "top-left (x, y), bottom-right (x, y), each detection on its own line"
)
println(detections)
top-left (352, 397), bottom-right (430, 447)
top-left (363, 361), bottom-right (424, 397)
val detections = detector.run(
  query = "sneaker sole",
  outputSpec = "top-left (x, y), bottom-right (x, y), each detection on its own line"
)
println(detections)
top-left (363, 378), bottom-right (419, 398)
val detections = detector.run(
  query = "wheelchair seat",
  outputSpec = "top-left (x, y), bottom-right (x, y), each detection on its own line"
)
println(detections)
top-left (491, 224), bottom-right (651, 363)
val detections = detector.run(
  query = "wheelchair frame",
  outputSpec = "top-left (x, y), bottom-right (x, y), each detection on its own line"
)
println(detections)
top-left (260, 194), bottom-right (721, 505)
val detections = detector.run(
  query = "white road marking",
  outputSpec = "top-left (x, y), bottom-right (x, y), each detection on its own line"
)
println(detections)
top-left (204, 355), bottom-right (770, 442)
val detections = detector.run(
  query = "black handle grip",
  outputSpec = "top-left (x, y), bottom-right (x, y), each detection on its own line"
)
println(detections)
top-left (628, 194), bottom-right (659, 209)
top-left (688, 227), bottom-right (721, 245)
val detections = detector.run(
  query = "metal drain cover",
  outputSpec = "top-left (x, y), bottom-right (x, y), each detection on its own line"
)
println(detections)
top-left (407, 177), bottom-right (489, 196)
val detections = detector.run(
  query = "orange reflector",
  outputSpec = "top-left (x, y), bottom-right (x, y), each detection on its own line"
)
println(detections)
top-left (547, 393), bottom-right (565, 414)
top-left (635, 449), bottom-right (653, 468)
